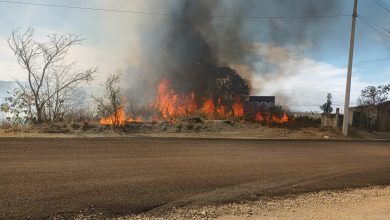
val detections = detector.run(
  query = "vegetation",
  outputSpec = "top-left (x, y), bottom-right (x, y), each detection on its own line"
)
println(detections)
top-left (320, 93), bottom-right (333, 114)
top-left (212, 67), bottom-right (250, 106)
top-left (355, 84), bottom-right (390, 130)
top-left (93, 71), bottom-right (123, 128)
top-left (357, 85), bottom-right (390, 106)
top-left (0, 89), bottom-right (34, 124)
top-left (2, 27), bottom-right (96, 124)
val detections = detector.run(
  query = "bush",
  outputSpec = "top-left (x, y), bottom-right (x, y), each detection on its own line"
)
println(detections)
top-left (43, 124), bottom-right (71, 133)
top-left (82, 122), bottom-right (97, 131)
top-left (71, 123), bottom-right (81, 130)
top-left (285, 116), bottom-right (321, 129)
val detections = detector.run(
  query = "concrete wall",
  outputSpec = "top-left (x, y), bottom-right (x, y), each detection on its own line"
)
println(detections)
top-left (350, 102), bottom-right (390, 131)
top-left (321, 108), bottom-right (343, 129)
top-left (378, 102), bottom-right (390, 131)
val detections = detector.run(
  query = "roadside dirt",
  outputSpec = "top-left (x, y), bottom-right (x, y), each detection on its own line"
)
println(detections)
top-left (123, 186), bottom-right (390, 220)
top-left (2, 121), bottom-right (388, 140)
top-left (0, 126), bottom-right (341, 140)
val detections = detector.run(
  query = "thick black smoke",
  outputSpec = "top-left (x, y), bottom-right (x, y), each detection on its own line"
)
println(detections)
top-left (158, 0), bottom-right (254, 98)
top-left (124, 0), bottom-right (343, 103)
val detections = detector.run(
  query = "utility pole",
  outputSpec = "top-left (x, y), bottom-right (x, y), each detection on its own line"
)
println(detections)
top-left (342, 0), bottom-right (358, 136)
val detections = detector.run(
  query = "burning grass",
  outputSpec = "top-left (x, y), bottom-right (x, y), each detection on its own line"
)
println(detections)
top-left (100, 78), bottom-right (289, 127)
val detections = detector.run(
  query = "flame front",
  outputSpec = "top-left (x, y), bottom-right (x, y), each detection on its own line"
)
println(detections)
top-left (100, 106), bottom-right (126, 125)
top-left (99, 78), bottom-right (289, 125)
top-left (100, 106), bottom-right (144, 125)
top-left (155, 79), bottom-right (197, 119)
top-left (232, 98), bottom-right (245, 118)
top-left (272, 112), bottom-right (289, 124)
top-left (254, 112), bottom-right (289, 124)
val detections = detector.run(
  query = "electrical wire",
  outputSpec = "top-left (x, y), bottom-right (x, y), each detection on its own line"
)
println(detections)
top-left (357, 15), bottom-right (390, 39)
top-left (359, 15), bottom-right (390, 33)
top-left (374, 0), bottom-right (390, 13)
top-left (0, 0), bottom-right (351, 19)
top-left (355, 56), bottom-right (390, 64)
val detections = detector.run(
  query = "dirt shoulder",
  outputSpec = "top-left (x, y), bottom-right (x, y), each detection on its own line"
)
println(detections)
top-left (123, 186), bottom-right (390, 220)
top-left (1, 119), bottom-right (389, 140)
top-left (1, 128), bottom-right (389, 140)
top-left (0, 127), bottom-right (344, 140)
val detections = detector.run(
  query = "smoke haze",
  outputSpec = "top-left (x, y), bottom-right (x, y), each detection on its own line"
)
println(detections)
top-left (97, 0), bottom-right (344, 104)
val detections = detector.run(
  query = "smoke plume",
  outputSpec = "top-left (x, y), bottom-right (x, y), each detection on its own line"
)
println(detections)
top-left (118, 0), bottom-right (343, 103)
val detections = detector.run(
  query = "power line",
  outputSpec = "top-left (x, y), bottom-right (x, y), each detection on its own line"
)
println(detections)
top-left (357, 15), bottom-right (390, 39)
top-left (358, 17), bottom-right (390, 39)
top-left (355, 56), bottom-right (390, 64)
top-left (0, 0), bottom-right (177, 16)
top-left (209, 14), bottom-right (350, 20)
top-left (374, 0), bottom-right (390, 13)
top-left (0, 0), bottom-right (351, 19)
top-left (359, 15), bottom-right (390, 33)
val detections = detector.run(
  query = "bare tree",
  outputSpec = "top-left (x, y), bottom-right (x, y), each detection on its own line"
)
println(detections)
top-left (7, 27), bottom-right (96, 124)
top-left (93, 71), bottom-right (123, 127)
top-left (356, 84), bottom-right (390, 129)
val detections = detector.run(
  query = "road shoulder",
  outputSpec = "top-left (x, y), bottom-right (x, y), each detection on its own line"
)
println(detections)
top-left (123, 186), bottom-right (390, 220)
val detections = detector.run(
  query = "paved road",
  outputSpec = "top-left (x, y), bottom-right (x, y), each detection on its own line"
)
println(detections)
top-left (1, 138), bottom-right (390, 219)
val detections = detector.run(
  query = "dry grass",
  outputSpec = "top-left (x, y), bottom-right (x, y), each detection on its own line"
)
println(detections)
top-left (0, 121), bottom-right (339, 140)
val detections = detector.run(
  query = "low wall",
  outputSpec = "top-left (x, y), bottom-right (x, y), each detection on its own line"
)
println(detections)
top-left (321, 112), bottom-right (343, 129)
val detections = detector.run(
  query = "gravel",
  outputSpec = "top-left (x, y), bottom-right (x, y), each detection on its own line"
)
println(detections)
top-left (118, 186), bottom-right (390, 220)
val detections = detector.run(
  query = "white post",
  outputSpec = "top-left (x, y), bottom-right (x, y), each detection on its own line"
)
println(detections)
top-left (342, 0), bottom-right (358, 136)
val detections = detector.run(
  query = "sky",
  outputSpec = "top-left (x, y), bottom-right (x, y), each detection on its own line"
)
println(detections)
top-left (0, 0), bottom-right (389, 112)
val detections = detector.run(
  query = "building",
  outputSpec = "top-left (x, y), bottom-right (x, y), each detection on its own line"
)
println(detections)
top-left (349, 101), bottom-right (390, 131)
top-left (242, 96), bottom-right (276, 116)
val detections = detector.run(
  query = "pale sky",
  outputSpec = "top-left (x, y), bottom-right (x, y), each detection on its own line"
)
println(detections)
top-left (0, 0), bottom-right (389, 112)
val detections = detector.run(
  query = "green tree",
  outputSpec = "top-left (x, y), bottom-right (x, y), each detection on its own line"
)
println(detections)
top-left (357, 85), bottom-right (390, 106)
top-left (320, 93), bottom-right (334, 114)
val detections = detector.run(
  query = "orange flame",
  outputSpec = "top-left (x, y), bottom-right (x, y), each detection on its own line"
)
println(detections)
top-left (100, 106), bottom-right (144, 125)
top-left (255, 112), bottom-right (265, 122)
top-left (216, 98), bottom-right (228, 118)
top-left (232, 98), bottom-right (245, 118)
top-left (100, 106), bottom-right (126, 125)
top-left (272, 112), bottom-right (289, 124)
top-left (155, 79), bottom-right (197, 119)
top-left (202, 99), bottom-right (215, 119)
top-left (254, 112), bottom-right (289, 125)
top-left (99, 78), bottom-right (270, 125)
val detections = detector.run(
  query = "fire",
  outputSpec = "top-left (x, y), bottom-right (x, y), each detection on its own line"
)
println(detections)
top-left (254, 112), bottom-right (289, 125)
top-left (216, 98), bottom-right (228, 118)
top-left (232, 98), bottom-right (245, 118)
top-left (153, 79), bottom-right (244, 120)
top-left (99, 78), bottom-right (289, 126)
top-left (100, 106), bottom-right (126, 125)
top-left (100, 106), bottom-right (143, 125)
top-left (255, 112), bottom-right (265, 122)
top-left (202, 99), bottom-right (215, 118)
top-left (128, 116), bottom-right (144, 123)
top-left (155, 79), bottom-right (197, 119)
top-left (272, 112), bottom-right (289, 124)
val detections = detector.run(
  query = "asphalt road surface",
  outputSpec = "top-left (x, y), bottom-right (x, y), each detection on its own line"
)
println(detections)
top-left (1, 138), bottom-right (390, 219)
